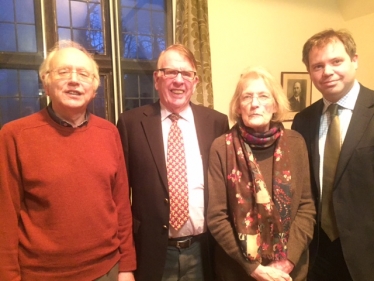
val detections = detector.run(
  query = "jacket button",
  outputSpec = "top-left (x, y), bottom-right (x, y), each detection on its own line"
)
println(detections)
top-left (164, 198), bottom-right (169, 204)
top-left (163, 225), bottom-right (168, 230)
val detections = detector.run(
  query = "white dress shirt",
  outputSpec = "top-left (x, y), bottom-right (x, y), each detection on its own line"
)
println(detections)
top-left (160, 103), bottom-right (205, 238)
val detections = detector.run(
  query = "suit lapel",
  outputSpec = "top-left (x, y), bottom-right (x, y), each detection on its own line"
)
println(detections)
top-left (191, 103), bottom-right (212, 212)
top-left (335, 87), bottom-right (374, 186)
top-left (311, 101), bottom-right (324, 196)
top-left (191, 104), bottom-right (210, 174)
top-left (141, 103), bottom-right (168, 190)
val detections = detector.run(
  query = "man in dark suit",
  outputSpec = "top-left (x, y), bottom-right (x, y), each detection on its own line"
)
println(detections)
top-left (292, 29), bottom-right (374, 281)
top-left (288, 81), bottom-right (305, 111)
top-left (117, 44), bottom-right (229, 281)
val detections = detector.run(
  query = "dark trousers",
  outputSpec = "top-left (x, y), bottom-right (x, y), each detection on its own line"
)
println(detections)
top-left (94, 263), bottom-right (119, 281)
top-left (308, 229), bottom-right (352, 281)
top-left (162, 233), bottom-right (213, 281)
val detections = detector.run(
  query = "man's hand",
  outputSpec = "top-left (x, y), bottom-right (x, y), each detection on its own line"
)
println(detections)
top-left (118, 271), bottom-right (135, 281)
top-left (268, 259), bottom-right (295, 274)
top-left (250, 264), bottom-right (292, 281)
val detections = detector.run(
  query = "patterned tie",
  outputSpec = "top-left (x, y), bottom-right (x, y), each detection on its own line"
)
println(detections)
top-left (167, 114), bottom-right (189, 230)
top-left (322, 104), bottom-right (340, 241)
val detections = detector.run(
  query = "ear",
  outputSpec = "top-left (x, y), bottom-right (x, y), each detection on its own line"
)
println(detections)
top-left (192, 75), bottom-right (199, 92)
top-left (352, 54), bottom-right (358, 70)
top-left (43, 82), bottom-right (50, 97)
top-left (272, 101), bottom-right (278, 114)
top-left (153, 71), bottom-right (160, 91)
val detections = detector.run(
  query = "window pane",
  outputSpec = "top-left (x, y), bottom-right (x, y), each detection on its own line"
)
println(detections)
top-left (15, 0), bottom-right (35, 24)
top-left (139, 74), bottom-right (155, 98)
top-left (56, 0), bottom-right (70, 27)
top-left (121, 0), bottom-right (136, 7)
top-left (0, 23), bottom-right (16, 51)
top-left (152, 11), bottom-right (165, 36)
top-left (17, 24), bottom-right (37, 52)
top-left (123, 33), bottom-right (137, 58)
top-left (121, 0), bottom-right (167, 60)
top-left (58, 27), bottom-right (71, 40)
top-left (0, 0), bottom-right (15, 22)
top-left (0, 98), bottom-right (20, 127)
top-left (0, 69), bottom-right (18, 97)
top-left (152, 0), bottom-right (165, 11)
top-left (0, 0), bottom-right (37, 53)
top-left (88, 76), bottom-right (107, 119)
top-left (71, 1), bottom-right (88, 28)
top-left (124, 74), bottom-right (139, 98)
top-left (0, 69), bottom-right (41, 127)
top-left (153, 36), bottom-right (165, 59)
top-left (19, 70), bottom-right (39, 97)
top-left (120, 0), bottom-right (167, 112)
top-left (122, 7), bottom-right (136, 33)
top-left (57, 0), bottom-right (104, 54)
top-left (138, 9), bottom-right (151, 35)
top-left (137, 35), bottom-right (152, 59)
top-left (123, 73), bottom-right (157, 110)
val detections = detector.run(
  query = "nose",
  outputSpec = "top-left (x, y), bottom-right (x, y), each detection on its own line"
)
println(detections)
top-left (323, 64), bottom-right (334, 75)
top-left (70, 71), bottom-right (79, 81)
top-left (174, 72), bottom-right (184, 83)
top-left (250, 96), bottom-right (260, 107)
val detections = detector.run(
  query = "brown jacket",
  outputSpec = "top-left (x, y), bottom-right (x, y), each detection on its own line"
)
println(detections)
top-left (207, 129), bottom-right (315, 281)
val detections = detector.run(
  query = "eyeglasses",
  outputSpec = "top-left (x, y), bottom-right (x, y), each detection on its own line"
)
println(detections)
top-left (48, 67), bottom-right (95, 83)
top-left (240, 93), bottom-right (273, 104)
top-left (157, 68), bottom-right (196, 81)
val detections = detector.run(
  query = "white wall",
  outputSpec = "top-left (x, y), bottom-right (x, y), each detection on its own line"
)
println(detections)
top-left (208, 0), bottom-right (374, 127)
top-left (346, 13), bottom-right (374, 89)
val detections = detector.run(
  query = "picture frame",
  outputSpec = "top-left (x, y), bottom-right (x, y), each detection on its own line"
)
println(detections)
top-left (281, 72), bottom-right (312, 120)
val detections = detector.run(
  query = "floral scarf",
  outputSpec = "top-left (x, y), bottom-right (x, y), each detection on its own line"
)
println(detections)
top-left (226, 121), bottom-right (292, 262)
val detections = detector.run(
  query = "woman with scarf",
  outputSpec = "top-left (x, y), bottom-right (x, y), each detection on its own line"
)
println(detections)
top-left (207, 67), bottom-right (315, 281)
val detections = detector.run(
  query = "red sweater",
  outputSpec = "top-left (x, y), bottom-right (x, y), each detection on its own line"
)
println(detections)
top-left (0, 109), bottom-right (136, 281)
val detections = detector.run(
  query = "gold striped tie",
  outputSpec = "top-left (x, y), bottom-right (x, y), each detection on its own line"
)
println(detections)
top-left (322, 104), bottom-right (340, 241)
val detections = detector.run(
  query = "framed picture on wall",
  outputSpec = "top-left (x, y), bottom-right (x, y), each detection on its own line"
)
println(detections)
top-left (281, 72), bottom-right (312, 120)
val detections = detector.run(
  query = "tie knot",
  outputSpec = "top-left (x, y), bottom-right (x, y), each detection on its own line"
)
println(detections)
top-left (169, 113), bottom-right (180, 122)
top-left (328, 104), bottom-right (339, 117)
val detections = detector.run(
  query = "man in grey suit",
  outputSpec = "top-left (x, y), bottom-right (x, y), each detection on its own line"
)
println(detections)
top-left (292, 29), bottom-right (374, 281)
top-left (117, 44), bottom-right (229, 281)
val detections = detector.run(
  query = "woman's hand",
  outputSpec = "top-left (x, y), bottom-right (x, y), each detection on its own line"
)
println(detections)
top-left (250, 264), bottom-right (292, 281)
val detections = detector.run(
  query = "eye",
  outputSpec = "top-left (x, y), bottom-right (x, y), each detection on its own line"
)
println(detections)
top-left (259, 94), bottom-right (270, 100)
top-left (333, 59), bottom-right (343, 65)
top-left (57, 68), bottom-right (69, 75)
top-left (78, 71), bottom-right (90, 78)
top-left (165, 69), bottom-right (178, 76)
top-left (181, 71), bottom-right (194, 79)
top-left (242, 95), bottom-right (252, 100)
top-left (312, 64), bottom-right (323, 71)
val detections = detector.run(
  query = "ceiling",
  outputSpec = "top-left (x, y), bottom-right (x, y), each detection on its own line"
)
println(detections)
top-left (338, 0), bottom-right (374, 20)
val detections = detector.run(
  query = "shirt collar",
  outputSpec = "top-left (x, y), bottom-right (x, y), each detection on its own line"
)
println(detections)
top-left (160, 102), bottom-right (193, 123)
top-left (47, 103), bottom-right (89, 128)
top-left (322, 80), bottom-right (360, 113)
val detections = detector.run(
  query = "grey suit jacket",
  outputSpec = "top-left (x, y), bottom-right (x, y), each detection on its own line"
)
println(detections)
top-left (292, 84), bottom-right (374, 281)
top-left (117, 101), bottom-right (229, 281)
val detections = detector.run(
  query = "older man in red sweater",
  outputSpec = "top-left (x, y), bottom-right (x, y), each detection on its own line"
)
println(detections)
top-left (0, 41), bottom-right (136, 281)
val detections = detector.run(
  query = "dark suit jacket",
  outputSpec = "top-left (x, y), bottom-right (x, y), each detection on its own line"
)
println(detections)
top-left (117, 101), bottom-right (229, 281)
top-left (291, 84), bottom-right (374, 281)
